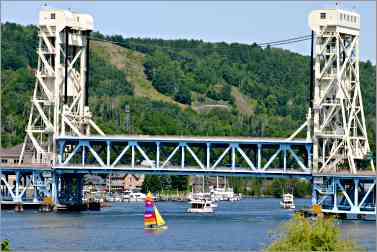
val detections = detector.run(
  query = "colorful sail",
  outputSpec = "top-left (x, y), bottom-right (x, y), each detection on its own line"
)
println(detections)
top-left (154, 207), bottom-right (166, 226)
top-left (144, 192), bottom-right (166, 229)
top-left (144, 192), bottom-right (157, 226)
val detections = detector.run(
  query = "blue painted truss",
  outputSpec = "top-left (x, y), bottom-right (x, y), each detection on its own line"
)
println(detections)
top-left (312, 175), bottom-right (376, 216)
top-left (55, 135), bottom-right (313, 177)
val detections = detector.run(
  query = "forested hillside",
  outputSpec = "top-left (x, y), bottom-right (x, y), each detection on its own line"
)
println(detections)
top-left (2, 22), bottom-right (375, 153)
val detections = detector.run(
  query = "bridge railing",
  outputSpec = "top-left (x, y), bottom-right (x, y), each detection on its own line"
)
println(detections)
top-left (54, 135), bottom-right (313, 177)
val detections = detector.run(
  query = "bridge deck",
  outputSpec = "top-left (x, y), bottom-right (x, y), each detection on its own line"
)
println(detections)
top-left (0, 164), bottom-right (51, 172)
top-left (57, 134), bottom-right (311, 144)
top-left (0, 135), bottom-right (376, 178)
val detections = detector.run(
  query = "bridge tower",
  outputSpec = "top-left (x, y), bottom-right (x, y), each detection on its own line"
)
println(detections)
top-left (309, 9), bottom-right (374, 174)
top-left (19, 9), bottom-right (104, 165)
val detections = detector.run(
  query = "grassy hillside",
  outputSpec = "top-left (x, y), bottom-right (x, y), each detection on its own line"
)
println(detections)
top-left (1, 23), bottom-right (375, 155)
top-left (92, 40), bottom-right (184, 107)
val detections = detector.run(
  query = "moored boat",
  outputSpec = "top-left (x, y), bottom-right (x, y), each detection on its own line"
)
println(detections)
top-left (187, 199), bottom-right (214, 213)
top-left (280, 193), bottom-right (296, 209)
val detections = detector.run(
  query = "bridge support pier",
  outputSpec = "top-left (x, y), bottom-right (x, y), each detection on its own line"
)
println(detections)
top-left (312, 175), bottom-right (376, 219)
top-left (53, 173), bottom-right (85, 211)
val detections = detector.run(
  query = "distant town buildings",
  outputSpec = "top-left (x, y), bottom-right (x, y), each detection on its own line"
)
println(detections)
top-left (85, 174), bottom-right (145, 192)
top-left (0, 144), bottom-right (32, 165)
top-left (123, 174), bottom-right (144, 189)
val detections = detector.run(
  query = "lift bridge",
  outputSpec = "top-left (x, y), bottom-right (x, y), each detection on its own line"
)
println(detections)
top-left (1, 8), bottom-right (375, 217)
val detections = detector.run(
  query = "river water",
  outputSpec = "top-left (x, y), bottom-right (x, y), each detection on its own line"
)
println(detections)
top-left (1, 198), bottom-right (375, 251)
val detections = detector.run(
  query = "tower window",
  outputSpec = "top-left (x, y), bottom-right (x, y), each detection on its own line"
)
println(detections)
top-left (320, 13), bottom-right (326, 19)
top-left (51, 13), bottom-right (55, 19)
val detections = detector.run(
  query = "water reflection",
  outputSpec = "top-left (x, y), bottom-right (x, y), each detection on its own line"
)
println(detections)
top-left (144, 227), bottom-right (168, 235)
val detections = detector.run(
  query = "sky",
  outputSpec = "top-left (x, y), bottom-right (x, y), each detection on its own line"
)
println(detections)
top-left (1, 1), bottom-right (376, 63)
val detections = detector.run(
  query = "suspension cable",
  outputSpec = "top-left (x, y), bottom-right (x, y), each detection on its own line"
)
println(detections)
top-left (90, 34), bottom-right (312, 51)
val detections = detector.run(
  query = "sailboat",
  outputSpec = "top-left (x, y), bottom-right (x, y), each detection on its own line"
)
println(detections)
top-left (144, 192), bottom-right (167, 230)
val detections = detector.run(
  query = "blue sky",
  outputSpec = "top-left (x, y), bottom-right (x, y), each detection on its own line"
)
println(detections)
top-left (2, 1), bottom-right (376, 63)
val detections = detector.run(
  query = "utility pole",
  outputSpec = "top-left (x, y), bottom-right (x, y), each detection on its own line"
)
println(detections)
top-left (125, 104), bottom-right (131, 134)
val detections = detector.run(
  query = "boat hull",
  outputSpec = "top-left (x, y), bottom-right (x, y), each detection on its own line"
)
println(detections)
top-left (280, 201), bottom-right (296, 209)
top-left (144, 225), bottom-right (168, 230)
top-left (187, 208), bottom-right (214, 213)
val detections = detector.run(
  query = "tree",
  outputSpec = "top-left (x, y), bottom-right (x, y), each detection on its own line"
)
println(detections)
top-left (141, 175), bottom-right (162, 193)
top-left (174, 86), bottom-right (192, 105)
top-left (265, 214), bottom-right (364, 251)
top-left (271, 179), bottom-right (284, 198)
top-left (170, 176), bottom-right (188, 191)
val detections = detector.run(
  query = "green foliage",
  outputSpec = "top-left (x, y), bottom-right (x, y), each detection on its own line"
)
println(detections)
top-left (1, 240), bottom-right (10, 251)
top-left (1, 22), bottom-right (38, 70)
top-left (1, 68), bottom-right (34, 147)
top-left (229, 177), bottom-right (312, 197)
top-left (141, 175), bottom-right (188, 193)
top-left (170, 176), bottom-right (188, 191)
top-left (174, 86), bottom-right (192, 105)
top-left (265, 214), bottom-right (365, 251)
top-left (141, 175), bottom-right (162, 193)
top-left (125, 37), bottom-right (311, 122)
top-left (144, 50), bottom-right (192, 104)
top-left (89, 50), bottom-right (133, 97)
top-left (206, 84), bottom-right (233, 102)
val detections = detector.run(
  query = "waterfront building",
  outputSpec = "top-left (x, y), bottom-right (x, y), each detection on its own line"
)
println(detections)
top-left (0, 144), bottom-right (32, 165)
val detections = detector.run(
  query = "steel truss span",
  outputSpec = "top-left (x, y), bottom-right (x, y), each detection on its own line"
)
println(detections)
top-left (312, 176), bottom-right (376, 216)
top-left (54, 135), bottom-right (313, 177)
top-left (0, 170), bottom-right (50, 204)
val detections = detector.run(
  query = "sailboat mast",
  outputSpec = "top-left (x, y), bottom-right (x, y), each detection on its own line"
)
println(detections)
top-left (202, 176), bottom-right (205, 192)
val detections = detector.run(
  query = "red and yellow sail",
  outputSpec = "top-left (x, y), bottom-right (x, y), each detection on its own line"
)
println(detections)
top-left (144, 192), bottom-right (166, 229)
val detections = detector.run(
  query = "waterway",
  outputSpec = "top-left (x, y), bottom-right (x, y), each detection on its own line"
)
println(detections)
top-left (1, 198), bottom-right (376, 251)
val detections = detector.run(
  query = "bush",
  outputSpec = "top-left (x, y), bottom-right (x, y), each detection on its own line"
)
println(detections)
top-left (174, 88), bottom-right (191, 105)
top-left (1, 240), bottom-right (11, 251)
top-left (265, 214), bottom-right (365, 251)
top-left (206, 84), bottom-right (233, 102)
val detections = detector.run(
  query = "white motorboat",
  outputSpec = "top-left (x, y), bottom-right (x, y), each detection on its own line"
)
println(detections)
top-left (187, 199), bottom-right (214, 213)
top-left (129, 192), bottom-right (146, 202)
top-left (280, 193), bottom-right (296, 209)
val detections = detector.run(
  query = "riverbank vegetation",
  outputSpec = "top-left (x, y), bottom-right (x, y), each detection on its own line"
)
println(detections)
top-left (141, 175), bottom-right (312, 198)
top-left (265, 214), bottom-right (365, 251)
top-left (228, 177), bottom-right (312, 197)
